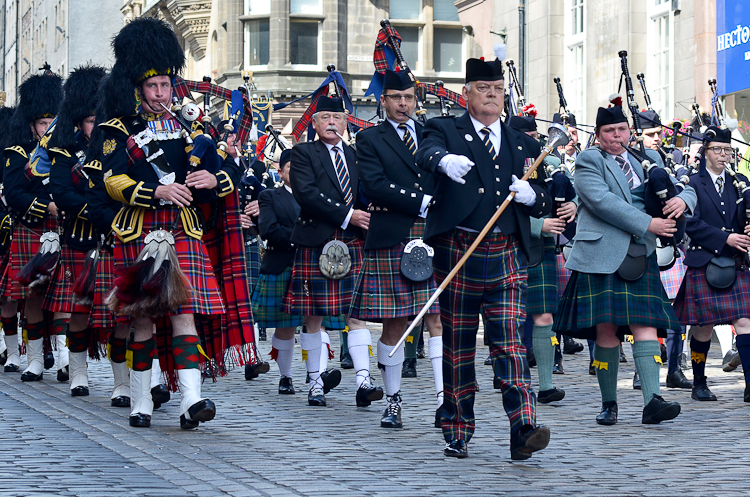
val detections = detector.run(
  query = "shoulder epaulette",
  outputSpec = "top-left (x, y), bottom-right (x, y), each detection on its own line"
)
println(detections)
top-left (99, 117), bottom-right (129, 136)
top-left (48, 147), bottom-right (71, 158)
top-left (4, 145), bottom-right (28, 159)
top-left (83, 159), bottom-right (102, 171)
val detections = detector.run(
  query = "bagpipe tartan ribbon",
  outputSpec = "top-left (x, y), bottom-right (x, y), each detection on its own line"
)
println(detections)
top-left (418, 82), bottom-right (467, 109)
top-left (373, 24), bottom-right (401, 73)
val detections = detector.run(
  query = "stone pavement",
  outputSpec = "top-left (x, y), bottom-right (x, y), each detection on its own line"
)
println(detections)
top-left (1, 327), bottom-right (749, 496)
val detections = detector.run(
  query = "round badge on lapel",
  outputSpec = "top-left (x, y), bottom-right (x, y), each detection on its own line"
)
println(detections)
top-left (465, 134), bottom-right (473, 142)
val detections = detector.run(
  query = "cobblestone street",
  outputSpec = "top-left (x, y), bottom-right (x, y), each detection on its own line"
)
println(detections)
top-left (1, 327), bottom-right (748, 496)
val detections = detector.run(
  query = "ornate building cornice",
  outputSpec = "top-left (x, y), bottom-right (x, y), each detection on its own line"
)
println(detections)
top-left (165, 0), bottom-right (212, 60)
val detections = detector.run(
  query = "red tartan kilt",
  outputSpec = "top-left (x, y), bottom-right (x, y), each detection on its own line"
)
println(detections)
top-left (282, 229), bottom-right (363, 316)
top-left (673, 265), bottom-right (750, 326)
top-left (90, 250), bottom-right (116, 329)
top-left (114, 208), bottom-right (225, 318)
top-left (43, 245), bottom-right (90, 313)
top-left (1, 216), bottom-right (58, 300)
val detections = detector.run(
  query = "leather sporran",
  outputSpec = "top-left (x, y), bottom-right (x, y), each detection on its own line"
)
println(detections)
top-left (400, 239), bottom-right (434, 282)
top-left (705, 256), bottom-right (736, 290)
top-left (319, 240), bottom-right (351, 280)
top-left (616, 242), bottom-right (647, 282)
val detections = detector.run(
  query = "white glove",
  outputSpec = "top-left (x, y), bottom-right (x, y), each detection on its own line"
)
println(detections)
top-left (437, 154), bottom-right (474, 184)
top-left (509, 175), bottom-right (536, 206)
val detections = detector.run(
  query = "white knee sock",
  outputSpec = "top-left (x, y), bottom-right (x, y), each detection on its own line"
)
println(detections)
top-left (299, 330), bottom-right (322, 389)
top-left (271, 334), bottom-right (294, 379)
top-left (319, 331), bottom-right (331, 373)
top-left (377, 340), bottom-right (403, 397)
top-left (715, 325), bottom-right (734, 356)
top-left (429, 336), bottom-right (444, 407)
top-left (348, 328), bottom-right (372, 388)
top-left (150, 357), bottom-right (163, 388)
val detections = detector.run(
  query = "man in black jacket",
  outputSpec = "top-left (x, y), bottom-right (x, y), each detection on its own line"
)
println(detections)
top-left (282, 96), bottom-right (381, 407)
top-left (351, 69), bottom-right (443, 429)
top-left (416, 56), bottom-right (551, 460)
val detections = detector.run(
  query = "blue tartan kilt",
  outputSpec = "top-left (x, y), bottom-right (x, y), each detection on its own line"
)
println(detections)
top-left (322, 314), bottom-right (346, 331)
top-left (526, 237), bottom-right (558, 316)
top-left (250, 266), bottom-right (303, 329)
top-left (553, 254), bottom-right (678, 340)
top-left (673, 265), bottom-right (750, 326)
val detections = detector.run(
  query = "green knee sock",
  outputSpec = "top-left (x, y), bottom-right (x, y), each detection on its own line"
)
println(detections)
top-left (404, 327), bottom-right (419, 360)
top-left (633, 340), bottom-right (662, 405)
top-left (532, 324), bottom-right (556, 391)
top-left (594, 345), bottom-right (620, 403)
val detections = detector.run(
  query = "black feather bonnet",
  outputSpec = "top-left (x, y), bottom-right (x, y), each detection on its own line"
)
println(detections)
top-left (48, 64), bottom-right (106, 149)
top-left (8, 72), bottom-right (63, 146)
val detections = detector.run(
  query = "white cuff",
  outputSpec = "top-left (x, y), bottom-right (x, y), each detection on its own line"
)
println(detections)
top-left (419, 194), bottom-right (432, 218)
top-left (341, 208), bottom-right (354, 229)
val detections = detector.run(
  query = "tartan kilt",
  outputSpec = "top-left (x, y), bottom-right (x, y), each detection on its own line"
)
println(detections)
top-left (90, 250), bottom-right (116, 330)
top-left (556, 252), bottom-right (571, 299)
top-left (245, 236), bottom-right (261, 293)
top-left (282, 229), bottom-right (363, 316)
top-left (43, 245), bottom-right (90, 314)
top-left (322, 314), bottom-right (346, 331)
top-left (553, 254), bottom-right (678, 340)
top-left (1, 216), bottom-right (58, 300)
top-left (349, 219), bottom-right (439, 320)
top-left (659, 252), bottom-right (687, 301)
top-left (250, 266), bottom-right (303, 329)
top-left (526, 238), bottom-right (559, 316)
top-left (114, 208), bottom-right (225, 318)
top-left (673, 265), bottom-right (750, 326)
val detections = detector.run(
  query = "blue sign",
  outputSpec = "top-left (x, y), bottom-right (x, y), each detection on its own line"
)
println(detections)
top-left (717, 0), bottom-right (750, 95)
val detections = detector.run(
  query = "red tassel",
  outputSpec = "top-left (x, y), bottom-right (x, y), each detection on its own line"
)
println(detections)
top-left (269, 347), bottom-right (279, 361)
top-left (327, 343), bottom-right (335, 360)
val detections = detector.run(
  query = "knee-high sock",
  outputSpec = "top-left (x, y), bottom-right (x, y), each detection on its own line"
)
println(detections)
top-left (377, 340), bottom-right (403, 397)
top-left (666, 327), bottom-right (684, 375)
top-left (690, 335), bottom-right (711, 384)
top-left (319, 331), bottom-right (331, 373)
top-left (428, 336), bottom-right (443, 407)
top-left (271, 334), bottom-right (294, 379)
top-left (735, 334), bottom-right (750, 385)
top-left (347, 328), bottom-right (372, 388)
top-left (532, 324), bottom-right (556, 391)
top-left (594, 345), bottom-right (620, 403)
top-left (299, 330), bottom-right (322, 389)
top-left (633, 340), bottom-right (662, 405)
top-left (404, 327), bottom-right (419, 360)
top-left (715, 325), bottom-right (734, 357)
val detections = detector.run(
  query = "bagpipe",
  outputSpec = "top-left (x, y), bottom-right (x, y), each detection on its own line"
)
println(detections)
top-left (379, 19), bottom-right (428, 123)
top-left (548, 77), bottom-right (577, 255)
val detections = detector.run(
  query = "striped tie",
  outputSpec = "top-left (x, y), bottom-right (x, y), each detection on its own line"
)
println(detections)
top-left (615, 155), bottom-right (634, 189)
top-left (398, 123), bottom-right (416, 155)
top-left (481, 127), bottom-right (497, 160)
top-left (716, 176), bottom-right (724, 195)
top-left (332, 146), bottom-right (353, 205)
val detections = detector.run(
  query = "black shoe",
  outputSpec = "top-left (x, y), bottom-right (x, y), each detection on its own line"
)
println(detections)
top-left (57, 366), bottom-right (69, 382)
top-left (744, 385), bottom-right (750, 402)
top-left (356, 383), bottom-right (384, 407)
top-left (129, 413), bottom-right (151, 428)
top-left (401, 358), bottom-right (417, 378)
top-left (4, 363), bottom-right (19, 373)
top-left (180, 399), bottom-right (216, 430)
top-left (538, 387), bottom-right (565, 404)
top-left (660, 343), bottom-right (668, 364)
top-left (258, 327), bottom-right (267, 341)
top-left (308, 387), bottom-right (326, 406)
top-left (278, 377), bottom-right (295, 395)
top-left (380, 394), bottom-right (403, 429)
top-left (632, 371), bottom-right (641, 390)
top-left (619, 344), bottom-right (628, 363)
top-left (588, 359), bottom-right (596, 376)
top-left (340, 349), bottom-right (353, 369)
top-left (435, 405), bottom-right (443, 428)
top-left (510, 425), bottom-right (550, 460)
top-left (552, 361), bottom-right (564, 375)
top-left (484, 355), bottom-right (492, 366)
top-left (723, 349), bottom-right (741, 372)
top-left (642, 395), bottom-right (681, 424)
top-left (416, 333), bottom-right (425, 359)
top-left (244, 361), bottom-right (270, 380)
top-left (71, 386), bottom-right (89, 397)
top-left (493, 375), bottom-right (502, 389)
top-left (563, 337), bottom-right (584, 354)
top-left (111, 396), bottom-right (131, 408)
top-left (595, 401), bottom-right (618, 425)
top-left (0, 349), bottom-right (6, 366)
top-left (691, 379), bottom-right (717, 401)
top-left (151, 384), bottom-right (171, 410)
top-left (21, 371), bottom-right (43, 381)
top-left (321, 369), bottom-right (341, 394)
top-left (443, 439), bottom-right (468, 458)
top-left (666, 369), bottom-right (692, 389)
top-left (44, 352), bottom-right (55, 370)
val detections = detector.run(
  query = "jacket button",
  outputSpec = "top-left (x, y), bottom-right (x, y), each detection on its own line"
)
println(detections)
top-left (478, 188), bottom-right (484, 194)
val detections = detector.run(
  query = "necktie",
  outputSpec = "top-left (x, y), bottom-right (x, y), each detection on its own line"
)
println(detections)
top-left (566, 155), bottom-right (575, 174)
top-left (615, 155), bottom-right (634, 188)
top-left (481, 127), bottom-right (497, 160)
top-left (332, 146), bottom-right (353, 205)
top-left (398, 123), bottom-right (416, 155)
top-left (716, 176), bottom-right (724, 196)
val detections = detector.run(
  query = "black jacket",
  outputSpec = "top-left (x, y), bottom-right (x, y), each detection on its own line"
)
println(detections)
top-left (289, 140), bottom-right (363, 247)
top-left (357, 120), bottom-right (437, 250)
top-left (4, 143), bottom-right (53, 229)
top-left (415, 112), bottom-right (551, 261)
top-left (258, 186), bottom-right (299, 274)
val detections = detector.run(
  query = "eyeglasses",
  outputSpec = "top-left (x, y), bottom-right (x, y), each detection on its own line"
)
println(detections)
top-left (383, 94), bottom-right (416, 102)
top-left (317, 113), bottom-right (345, 122)
top-left (709, 146), bottom-right (734, 156)
top-left (474, 84), bottom-right (504, 93)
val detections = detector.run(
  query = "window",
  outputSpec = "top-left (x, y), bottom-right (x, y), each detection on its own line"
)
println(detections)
top-left (433, 0), bottom-right (459, 22)
top-left (567, 44), bottom-right (584, 119)
top-left (290, 21), bottom-right (319, 65)
top-left (291, 0), bottom-right (321, 15)
top-left (246, 0), bottom-right (270, 15)
top-left (398, 27), bottom-right (420, 72)
top-left (433, 28), bottom-right (462, 73)
top-left (571, 0), bottom-right (583, 36)
top-left (246, 19), bottom-right (269, 65)
top-left (564, 0), bottom-right (586, 123)
top-left (651, 14), bottom-right (672, 118)
top-left (390, 0), bottom-right (420, 20)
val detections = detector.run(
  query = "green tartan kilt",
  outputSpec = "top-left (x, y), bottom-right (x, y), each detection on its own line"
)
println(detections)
top-left (526, 237), bottom-right (558, 316)
top-left (553, 253), bottom-right (678, 340)
top-left (251, 267), bottom-right (303, 329)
